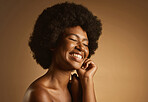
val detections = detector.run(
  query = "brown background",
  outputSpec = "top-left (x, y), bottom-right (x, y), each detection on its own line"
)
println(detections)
top-left (0, 0), bottom-right (148, 102)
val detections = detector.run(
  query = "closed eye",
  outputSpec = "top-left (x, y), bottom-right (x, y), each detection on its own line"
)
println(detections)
top-left (83, 43), bottom-right (88, 47)
top-left (68, 38), bottom-right (88, 47)
top-left (69, 38), bottom-right (77, 41)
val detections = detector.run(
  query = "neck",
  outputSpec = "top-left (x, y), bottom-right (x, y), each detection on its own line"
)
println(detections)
top-left (45, 64), bottom-right (72, 90)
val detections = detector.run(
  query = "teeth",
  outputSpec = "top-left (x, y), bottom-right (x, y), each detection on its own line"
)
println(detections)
top-left (72, 53), bottom-right (82, 59)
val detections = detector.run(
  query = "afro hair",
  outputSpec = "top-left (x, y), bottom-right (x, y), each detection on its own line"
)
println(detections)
top-left (29, 2), bottom-right (102, 69)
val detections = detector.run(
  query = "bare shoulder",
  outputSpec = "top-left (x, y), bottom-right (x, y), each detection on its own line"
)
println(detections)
top-left (23, 77), bottom-right (53, 102)
top-left (23, 86), bottom-right (52, 102)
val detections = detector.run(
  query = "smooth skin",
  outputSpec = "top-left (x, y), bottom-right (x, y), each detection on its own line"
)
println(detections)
top-left (23, 26), bottom-right (97, 102)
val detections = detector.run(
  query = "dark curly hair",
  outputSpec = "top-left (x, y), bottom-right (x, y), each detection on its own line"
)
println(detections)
top-left (29, 2), bottom-right (102, 69)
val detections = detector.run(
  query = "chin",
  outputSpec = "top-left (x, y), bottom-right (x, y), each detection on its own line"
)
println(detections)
top-left (71, 66), bottom-right (81, 70)
top-left (66, 55), bottom-right (84, 69)
top-left (68, 60), bottom-right (83, 70)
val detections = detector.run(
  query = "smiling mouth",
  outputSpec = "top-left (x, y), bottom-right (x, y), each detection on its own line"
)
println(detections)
top-left (69, 52), bottom-right (83, 62)
top-left (71, 53), bottom-right (82, 59)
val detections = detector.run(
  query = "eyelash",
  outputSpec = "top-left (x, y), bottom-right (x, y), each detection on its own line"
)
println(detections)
top-left (69, 38), bottom-right (77, 41)
top-left (69, 38), bottom-right (88, 47)
top-left (83, 44), bottom-right (88, 47)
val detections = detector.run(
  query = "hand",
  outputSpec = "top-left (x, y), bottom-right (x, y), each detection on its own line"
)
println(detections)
top-left (77, 59), bottom-right (98, 80)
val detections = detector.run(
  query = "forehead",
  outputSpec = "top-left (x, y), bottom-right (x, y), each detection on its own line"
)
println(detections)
top-left (64, 26), bottom-right (88, 39)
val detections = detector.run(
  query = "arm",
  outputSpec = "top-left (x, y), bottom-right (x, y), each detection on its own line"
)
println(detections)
top-left (77, 59), bottom-right (97, 102)
top-left (81, 76), bottom-right (96, 102)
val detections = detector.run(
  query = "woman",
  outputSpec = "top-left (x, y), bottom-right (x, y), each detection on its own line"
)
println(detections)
top-left (23, 2), bottom-right (102, 102)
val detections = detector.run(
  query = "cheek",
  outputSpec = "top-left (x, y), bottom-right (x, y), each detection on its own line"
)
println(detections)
top-left (85, 48), bottom-right (89, 58)
top-left (63, 40), bottom-right (75, 51)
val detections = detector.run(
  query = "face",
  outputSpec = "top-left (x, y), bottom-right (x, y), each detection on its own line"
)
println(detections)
top-left (53, 26), bottom-right (89, 70)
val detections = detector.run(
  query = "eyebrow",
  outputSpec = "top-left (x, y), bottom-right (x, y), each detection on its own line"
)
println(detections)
top-left (66, 33), bottom-right (88, 41)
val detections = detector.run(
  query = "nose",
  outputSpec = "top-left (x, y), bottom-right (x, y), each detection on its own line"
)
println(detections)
top-left (75, 42), bottom-right (85, 51)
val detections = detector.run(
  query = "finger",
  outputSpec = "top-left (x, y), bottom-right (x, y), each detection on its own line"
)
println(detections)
top-left (83, 59), bottom-right (91, 65)
top-left (81, 59), bottom-right (91, 69)
top-left (84, 60), bottom-right (97, 73)
top-left (86, 61), bottom-right (98, 76)
top-left (83, 59), bottom-right (94, 70)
